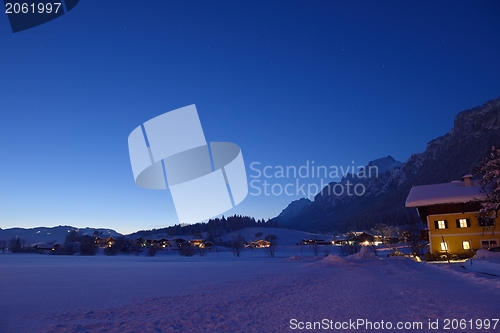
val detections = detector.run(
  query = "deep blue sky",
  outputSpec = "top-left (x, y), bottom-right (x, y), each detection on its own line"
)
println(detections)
top-left (1, 1), bottom-right (500, 234)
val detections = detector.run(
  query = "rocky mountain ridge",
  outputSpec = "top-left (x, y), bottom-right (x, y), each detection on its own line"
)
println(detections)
top-left (275, 96), bottom-right (500, 232)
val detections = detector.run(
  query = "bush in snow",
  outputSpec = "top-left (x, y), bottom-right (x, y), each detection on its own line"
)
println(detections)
top-left (371, 224), bottom-right (400, 255)
top-left (104, 245), bottom-right (119, 256)
top-left (340, 232), bottom-right (360, 256)
top-left (310, 240), bottom-right (320, 256)
top-left (229, 234), bottom-right (246, 257)
top-left (147, 246), bottom-right (157, 257)
top-left (197, 245), bottom-right (208, 257)
top-left (263, 234), bottom-right (278, 257)
top-left (9, 237), bottom-right (22, 253)
top-left (179, 243), bottom-right (195, 257)
top-left (132, 245), bottom-right (142, 256)
top-left (8, 237), bottom-right (34, 253)
top-left (79, 235), bottom-right (97, 255)
top-left (405, 222), bottom-right (426, 258)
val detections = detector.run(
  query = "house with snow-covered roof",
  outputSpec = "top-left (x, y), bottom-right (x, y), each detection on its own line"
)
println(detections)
top-left (247, 239), bottom-right (271, 249)
top-left (33, 242), bottom-right (62, 254)
top-left (93, 235), bottom-right (115, 248)
top-left (406, 175), bottom-right (498, 260)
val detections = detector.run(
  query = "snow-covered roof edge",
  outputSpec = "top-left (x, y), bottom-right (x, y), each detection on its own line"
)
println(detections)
top-left (405, 179), bottom-right (485, 208)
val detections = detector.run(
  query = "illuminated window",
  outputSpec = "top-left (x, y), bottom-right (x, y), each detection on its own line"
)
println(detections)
top-left (462, 241), bottom-right (471, 250)
top-left (435, 220), bottom-right (447, 229)
top-left (456, 218), bottom-right (470, 228)
top-left (440, 242), bottom-right (448, 251)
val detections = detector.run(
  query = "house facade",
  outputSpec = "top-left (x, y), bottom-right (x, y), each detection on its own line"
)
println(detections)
top-left (94, 235), bottom-right (115, 248)
top-left (406, 175), bottom-right (498, 260)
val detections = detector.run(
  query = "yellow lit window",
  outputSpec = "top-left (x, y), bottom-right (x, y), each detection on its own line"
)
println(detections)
top-left (462, 241), bottom-right (471, 250)
top-left (437, 220), bottom-right (446, 229)
top-left (458, 219), bottom-right (468, 228)
top-left (440, 242), bottom-right (448, 251)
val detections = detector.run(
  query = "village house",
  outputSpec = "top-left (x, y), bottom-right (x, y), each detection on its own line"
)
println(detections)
top-left (145, 238), bottom-right (173, 248)
top-left (352, 232), bottom-right (378, 245)
top-left (188, 239), bottom-right (213, 249)
top-left (158, 238), bottom-right (171, 248)
top-left (131, 237), bottom-right (146, 248)
top-left (93, 235), bottom-right (115, 248)
top-left (301, 238), bottom-right (331, 246)
top-left (330, 232), bottom-right (388, 246)
top-left (247, 239), bottom-right (270, 249)
top-left (33, 243), bottom-right (62, 254)
top-left (189, 239), bottom-right (205, 247)
top-left (200, 241), bottom-right (213, 249)
top-left (406, 175), bottom-right (499, 260)
top-left (127, 237), bottom-right (211, 250)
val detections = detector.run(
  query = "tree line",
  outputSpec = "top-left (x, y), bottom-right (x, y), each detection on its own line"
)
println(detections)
top-left (133, 214), bottom-right (279, 242)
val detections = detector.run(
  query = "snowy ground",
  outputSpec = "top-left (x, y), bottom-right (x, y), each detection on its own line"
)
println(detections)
top-left (1, 247), bottom-right (500, 333)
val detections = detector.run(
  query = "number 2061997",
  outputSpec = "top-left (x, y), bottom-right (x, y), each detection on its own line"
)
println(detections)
top-left (5, 2), bottom-right (62, 14)
top-left (443, 318), bottom-right (498, 330)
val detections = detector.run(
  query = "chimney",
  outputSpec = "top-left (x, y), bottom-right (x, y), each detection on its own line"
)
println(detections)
top-left (462, 174), bottom-right (473, 186)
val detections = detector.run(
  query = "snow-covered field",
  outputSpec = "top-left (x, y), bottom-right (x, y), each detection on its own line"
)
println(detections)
top-left (1, 248), bottom-right (500, 333)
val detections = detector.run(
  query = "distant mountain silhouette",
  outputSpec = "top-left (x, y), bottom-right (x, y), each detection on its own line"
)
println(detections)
top-left (0, 226), bottom-right (121, 245)
top-left (273, 96), bottom-right (500, 232)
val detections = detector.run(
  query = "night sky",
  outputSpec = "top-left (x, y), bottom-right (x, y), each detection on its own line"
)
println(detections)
top-left (1, 1), bottom-right (500, 234)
